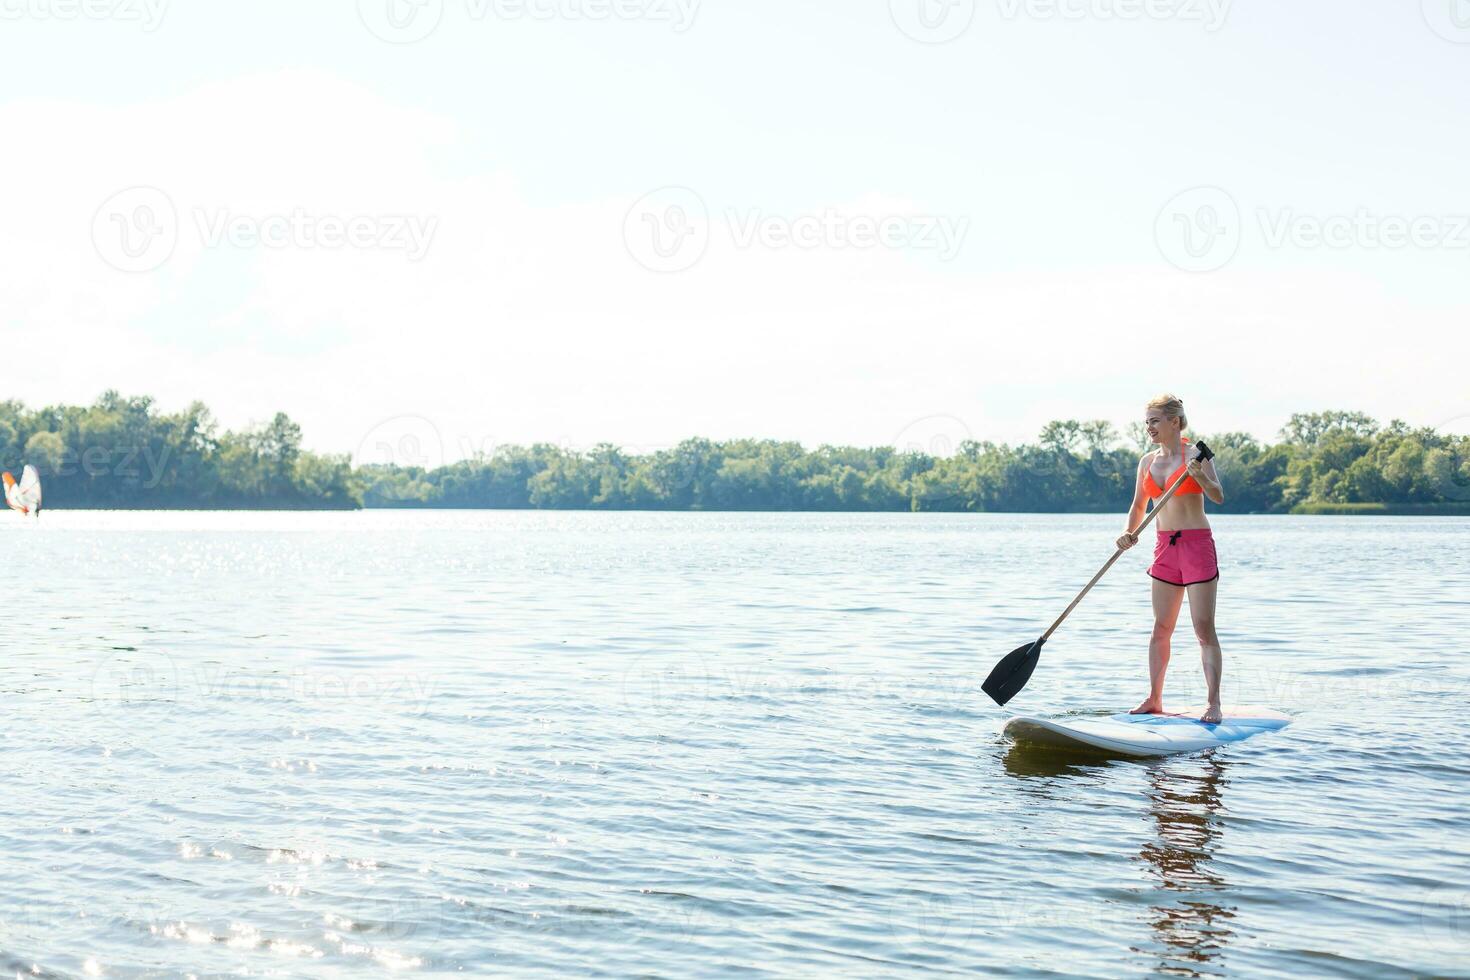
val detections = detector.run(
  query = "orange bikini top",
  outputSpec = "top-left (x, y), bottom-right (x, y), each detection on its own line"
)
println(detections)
top-left (1143, 439), bottom-right (1204, 499)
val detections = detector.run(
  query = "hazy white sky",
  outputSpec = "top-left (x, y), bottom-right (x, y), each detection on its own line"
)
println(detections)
top-left (2, 0), bottom-right (1467, 463)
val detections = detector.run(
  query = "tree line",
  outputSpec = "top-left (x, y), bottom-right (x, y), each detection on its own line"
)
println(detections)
top-left (0, 393), bottom-right (356, 509)
top-left (2, 396), bottom-right (1465, 513)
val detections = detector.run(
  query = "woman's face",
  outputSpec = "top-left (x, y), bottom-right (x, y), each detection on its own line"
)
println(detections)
top-left (1143, 410), bottom-right (1177, 443)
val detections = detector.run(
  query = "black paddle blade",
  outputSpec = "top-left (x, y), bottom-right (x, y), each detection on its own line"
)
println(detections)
top-left (982, 638), bottom-right (1045, 706)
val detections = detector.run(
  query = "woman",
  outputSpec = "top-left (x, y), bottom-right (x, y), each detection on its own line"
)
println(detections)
top-left (1115, 395), bottom-right (1226, 724)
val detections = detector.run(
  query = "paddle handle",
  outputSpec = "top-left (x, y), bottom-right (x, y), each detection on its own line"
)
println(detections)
top-left (1038, 440), bottom-right (1213, 643)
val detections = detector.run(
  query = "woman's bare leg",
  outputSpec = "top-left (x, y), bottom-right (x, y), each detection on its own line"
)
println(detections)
top-left (1187, 577), bottom-right (1222, 723)
top-left (1132, 578), bottom-right (1185, 714)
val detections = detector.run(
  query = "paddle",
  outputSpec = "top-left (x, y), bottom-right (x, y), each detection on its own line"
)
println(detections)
top-left (981, 440), bottom-right (1215, 706)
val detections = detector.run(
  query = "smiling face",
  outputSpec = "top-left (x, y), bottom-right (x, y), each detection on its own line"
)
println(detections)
top-left (1143, 409), bottom-right (1180, 444)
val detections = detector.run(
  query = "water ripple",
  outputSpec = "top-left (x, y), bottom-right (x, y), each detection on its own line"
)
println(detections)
top-left (1, 512), bottom-right (1465, 977)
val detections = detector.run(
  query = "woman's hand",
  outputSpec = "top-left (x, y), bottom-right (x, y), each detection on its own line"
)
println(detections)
top-left (1188, 456), bottom-right (1225, 504)
top-left (1116, 531), bottom-right (1139, 550)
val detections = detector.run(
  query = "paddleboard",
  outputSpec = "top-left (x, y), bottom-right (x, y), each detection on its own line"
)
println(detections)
top-left (1004, 706), bottom-right (1291, 758)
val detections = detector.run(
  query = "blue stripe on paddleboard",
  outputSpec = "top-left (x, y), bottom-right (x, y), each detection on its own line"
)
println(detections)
top-left (1109, 714), bottom-right (1289, 730)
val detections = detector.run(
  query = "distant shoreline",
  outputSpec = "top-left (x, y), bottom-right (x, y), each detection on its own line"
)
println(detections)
top-left (1288, 502), bottom-right (1470, 516)
top-left (5, 398), bottom-right (1466, 515)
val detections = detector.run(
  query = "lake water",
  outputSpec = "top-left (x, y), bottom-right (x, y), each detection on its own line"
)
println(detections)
top-left (2, 512), bottom-right (1467, 978)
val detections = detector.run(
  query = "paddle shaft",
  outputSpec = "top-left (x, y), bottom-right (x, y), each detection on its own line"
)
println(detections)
top-left (1037, 447), bottom-right (1207, 644)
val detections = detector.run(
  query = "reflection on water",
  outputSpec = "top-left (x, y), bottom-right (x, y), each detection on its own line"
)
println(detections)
top-left (1000, 743), bottom-right (1115, 781)
top-left (1137, 754), bottom-right (1233, 978)
top-left (1001, 743), bottom-right (1235, 978)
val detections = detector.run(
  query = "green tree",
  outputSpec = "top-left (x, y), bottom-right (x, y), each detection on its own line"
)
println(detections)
top-left (24, 431), bottom-right (66, 475)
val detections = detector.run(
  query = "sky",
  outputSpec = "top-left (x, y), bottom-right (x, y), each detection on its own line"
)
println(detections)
top-left (2, 0), bottom-right (1468, 465)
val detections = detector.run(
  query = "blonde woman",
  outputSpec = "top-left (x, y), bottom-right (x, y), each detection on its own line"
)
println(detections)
top-left (1115, 395), bottom-right (1226, 724)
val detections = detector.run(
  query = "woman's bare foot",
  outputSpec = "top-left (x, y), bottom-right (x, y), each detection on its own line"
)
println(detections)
top-left (1130, 699), bottom-right (1164, 715)
top-left (1200, 703), bottom-right (1223, 724)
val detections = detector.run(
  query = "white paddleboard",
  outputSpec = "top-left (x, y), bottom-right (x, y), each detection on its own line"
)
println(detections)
top-left (1004, 706), bottom-right (1291, 758)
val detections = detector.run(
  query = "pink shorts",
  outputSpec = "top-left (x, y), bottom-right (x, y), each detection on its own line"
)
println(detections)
top-left (1148, 528), bottom-right (1219, 586)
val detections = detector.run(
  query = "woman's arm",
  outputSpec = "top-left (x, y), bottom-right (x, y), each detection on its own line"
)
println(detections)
top-left (1115, 455), bottom-right (1150, 549)
top-left (1188, 456), bottom-right (1225, 505)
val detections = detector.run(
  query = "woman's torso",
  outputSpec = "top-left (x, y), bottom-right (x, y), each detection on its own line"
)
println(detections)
top-left (1145, 447), bottom-right (1211, 532)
